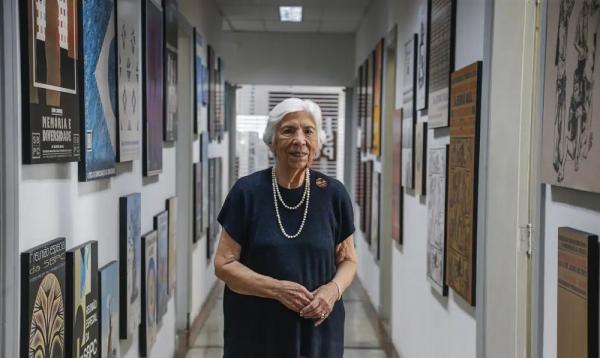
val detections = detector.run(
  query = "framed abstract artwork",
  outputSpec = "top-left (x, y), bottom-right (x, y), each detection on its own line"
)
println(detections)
top-left (372, 40), bottom-right (384, 157)
top-left (542, 0), bottom-right (600, 193)
top-left (99, 261), bottom-right (119, 358)
top-left (118, 193), bottom-right (141, 339)
top-left (163, 0), bottom-right (178, 142)
top-left (20, 238), bottom-right (66, 358)
top-left (166, 196), bottom-right (177, 293)
top-left (154, 210), bottom-right (169, 321)
top-left (65, 241), bottom-right (99, 358)
top-left (20, 0), bottom-right (81, 164)
top-left (79, 0), bottom-right (117, 181)
top-left (140, 231), bottom-right (157, 357)
top-left (142, 0), bottom-right (164, 176)
top-left (426, 146), bottom-right (448, 296)
top-left (116, 0), bottom-right (141, 162)
top-left (557, 227), bottom-right (599, 358)
top-left (446, 62), bottom-right (482, 306)
top-left (402, 34), bottom-right (418, 190)
top-left (427, 0), bottom-right (455, 128)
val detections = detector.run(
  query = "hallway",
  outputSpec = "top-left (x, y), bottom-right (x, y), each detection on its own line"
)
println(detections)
top-left (186, 279), bottom-right (392, 357)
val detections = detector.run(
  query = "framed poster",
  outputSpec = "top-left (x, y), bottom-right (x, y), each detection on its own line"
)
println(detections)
top-left (427, 0), bottom-right (455, 128)
top-left (142, 0), bottom-right (164, 176)
top-left (201, 133), bottom-right (209, 231)
top-left (216, 58), bottom-right (225, 142)
top-left (20, 0), bottom-right (81, 164)
top-left (366, 57), bottom-right (373, 153)
top-left (79, 0), bottom-right (117, 181)
top-left (371, 172), bottom-right (381, 259)
top-left (163, 0), bottom-right (178, 142)
top-left (20, 238), bottom-right (66, 358)
top-left (193, 162), bottom-right (202, 243)
top-left (392, 109), bottom-right (403, 243)
top-left (166, 196), bottom-right (177, 293)
top-left (446, 62), bottom-right (482, 306)
top-left (358, 64), bottom-right (366, 151)
top-left (99, 261), bottom-right (119, 358)
top-left (372, 40), bottom-right (384, 157)
top-left (364, 161), bottom-right (373, 245)
top-left (140, 231), bottom-right (157, 357)
top-left (355, 151), bottom-right (365, 229)
top-left (426, 146), bottom-right (448, 296)
top-left (207, 45), bottom-right (216, 141)
top-left (65, 241), bottom-right (99, 358)
top-left (542, 0), bottom-right (600, 193)
top-left (118, 193), bottom-right (141, 339)
top-left (414, 121), bottom-right (428, 196)
top-left (153, 210), bottom-right (169, 321)
top-left (193, 29), bottom-right (204, 135)
top-left (117, 0), bottom-right (141, 162)
top-left (557, 227), bottom-right (599, 358)
top-left (417, 2), bottom-right (430, 110)
top-left (402, 34), bottom-right (418, 190)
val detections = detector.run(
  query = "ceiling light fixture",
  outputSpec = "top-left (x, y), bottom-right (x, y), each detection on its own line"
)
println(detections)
top-left (279, 6), bottom-right (303, 22)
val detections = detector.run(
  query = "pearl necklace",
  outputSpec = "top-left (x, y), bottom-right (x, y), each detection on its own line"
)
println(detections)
top-left (271, 167), bottom-right (310, 239)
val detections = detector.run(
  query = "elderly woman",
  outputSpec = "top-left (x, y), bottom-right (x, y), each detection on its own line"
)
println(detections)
top-left (214, 98), bottom-right (358, 357)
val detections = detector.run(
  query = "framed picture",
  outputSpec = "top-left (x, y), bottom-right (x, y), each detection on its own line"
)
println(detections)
top-left (427, 0), bottom-right (456, 128)
top-left (542, 0), bottom-right (600, 193)
top-left (193, 162), bottom-right (202, 243)
top-left (557, 227), bottom-right (599, 358)
top-left (20, 0), bottom-right (81, 164)
top-left (371, 172), bottom-right (381, 259)
top-left (446, 61), bottom-right (482, 306)
top-left (65, 241), bottom-right (99, 358)
top-left (193, 29), bottom-right (204, 135)
top-left (163, 0), bottom-right (177, 142)
top-left (364, 161), bottom-right (373, 245)
top-left (140, 231), bottom-right (157, 357)
top-left (414, 121), bottom-right (428, 196)
top-left (79, 0), bottom-right (117, 181)
top-left (216, 57), bottom-right (225, 142)
top-left (153, 210), bottom-right (169, 321)
top-left (142, 0), bottom-right (164, 176)
top-left (201, 133), bottom-right (209, 232)
top-left (426, 145), bottom-right (448, 296)
top-left (166, 196), bottom-right (177, 293)
top-left (207, 45), bottom-right (216, 141)
top-left (366, 57), bottom-right (373, 153)
top-left (20, 238), bottom-right (66, 358)
top-left (372, 40), bottom-right (384, 157)
top-left (99, 261), bottom-right (119, 358)
top-left (118, 193), bottom-right (141, 339)
top-left (417, 1), bottom-right (430, 111)
top-left (392, 109), bottom-right (403, 243)
top-left (117, 0), bottom-right (142, 162)
top-left (402, 34), bottom-right (418, 190)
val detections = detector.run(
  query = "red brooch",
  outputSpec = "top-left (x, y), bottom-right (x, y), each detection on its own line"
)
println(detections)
top-left (316, 177), bottom-right (328, 188)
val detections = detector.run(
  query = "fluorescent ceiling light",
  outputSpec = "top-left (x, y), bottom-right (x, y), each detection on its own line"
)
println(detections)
top-left (280, 6), bottom-right (303, 22)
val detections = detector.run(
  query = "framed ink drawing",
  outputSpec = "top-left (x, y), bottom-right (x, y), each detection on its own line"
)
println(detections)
top-left (79, 0), bottom-right (117, 181)
top-left (117, 0), bottom-right (141, 162)
top-left (65, 241), bottom-right (99, 358)
top-left (427, 0), bottom-right (455, 128)
top-left (20, 238), bottom-right (66, 358)
top-left (119, 193), bottom-right (141, 339)
top-left (20, 0), bottom-right (81, 164)
top-left (542, 0), bottom-right (600, 193)
top-left (426, 146), bottom-right (448, 295)
top-left (402, 34), bottom-right (418, 189)
top-left (164, 0), bottom-right (178, 142)
top-left (154, 210), bottom-right (169, 321)
top-left (140, 231), bottom-right (158, 357)
top-left (417, 2), bottom-right (430, 111)
top-left (446, 62), bottom-right (481, 306)
top-left (99, 261), bottom-right (119, 358)
top-left (142, 0), bottom-right (164, 176)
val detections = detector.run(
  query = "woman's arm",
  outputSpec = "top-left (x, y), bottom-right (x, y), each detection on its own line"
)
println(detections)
top-left (214, 229), bottom-right (314, 312)
top-left (331, 235), bottom-right (358, 297)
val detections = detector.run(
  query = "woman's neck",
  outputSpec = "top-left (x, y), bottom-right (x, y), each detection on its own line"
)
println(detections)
top-left (275, 164), bottom-right (307, 189)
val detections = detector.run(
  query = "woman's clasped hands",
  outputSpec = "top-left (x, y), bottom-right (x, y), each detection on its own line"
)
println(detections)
top-left (275, 280), bottom-right (339, 327)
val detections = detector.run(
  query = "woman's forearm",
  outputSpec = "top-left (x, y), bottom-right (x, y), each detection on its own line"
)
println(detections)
top-left (216, 260), bottom-right (281, 299)
top-left (332, 259), bottom-right (357, 298)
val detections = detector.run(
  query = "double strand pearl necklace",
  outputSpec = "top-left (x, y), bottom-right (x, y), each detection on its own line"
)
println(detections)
top-left (271, 167), bottom-right (310, 239)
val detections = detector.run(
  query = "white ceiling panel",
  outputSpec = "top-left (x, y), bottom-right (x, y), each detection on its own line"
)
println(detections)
top-left (264, 20), bottom-right (320, 32)
top-left (229, 19), bottom-right (267, 32)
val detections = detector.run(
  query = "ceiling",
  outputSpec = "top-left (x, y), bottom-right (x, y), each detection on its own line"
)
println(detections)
top-left (215, 0), bottom-right (372, 33)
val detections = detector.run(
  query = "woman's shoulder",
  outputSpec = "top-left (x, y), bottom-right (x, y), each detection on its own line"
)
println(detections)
top-left (233, 168), bottom-right (271, 192)
top-left (310, 170), bottom-right (349, 196)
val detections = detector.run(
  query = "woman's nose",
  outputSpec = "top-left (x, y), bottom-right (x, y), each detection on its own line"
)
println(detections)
top-left (291, 130), bottom-right (307, 145)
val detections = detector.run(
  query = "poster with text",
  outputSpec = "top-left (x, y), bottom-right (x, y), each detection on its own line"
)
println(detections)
top-left (21, 0), bottom-right (81, 163)
top-left (20, 238), bottom-right (66, 358)
top-left (99, 261), bottom-right (119, 358)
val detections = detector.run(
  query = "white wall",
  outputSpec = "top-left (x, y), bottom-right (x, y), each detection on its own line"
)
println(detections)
top-left (353, 0), bottom-right (484, 356)
top-left (220, 32), bottom-right (355, 86)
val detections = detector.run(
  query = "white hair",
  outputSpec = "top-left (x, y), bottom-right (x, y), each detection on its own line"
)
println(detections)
top-left (262, 98), bottom-right (326, 151)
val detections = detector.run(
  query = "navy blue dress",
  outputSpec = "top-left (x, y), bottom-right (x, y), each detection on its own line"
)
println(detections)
top-left (217, 168), bottom-right (355, 358)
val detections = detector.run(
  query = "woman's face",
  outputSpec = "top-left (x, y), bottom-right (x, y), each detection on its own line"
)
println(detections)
top-left (272, 111), bottom-right (318, 170)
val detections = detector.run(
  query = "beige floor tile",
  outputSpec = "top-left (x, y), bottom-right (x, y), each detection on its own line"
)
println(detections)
top-left (186, 347), bottom-right (224, 358)
top-left (343, 301), bottom-right (380, 348)
top-left (193, 299), bottom-right (224, 347)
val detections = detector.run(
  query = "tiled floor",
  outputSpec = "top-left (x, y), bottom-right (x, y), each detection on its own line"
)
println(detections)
top-left (186, 279), bottom-right (388, 357)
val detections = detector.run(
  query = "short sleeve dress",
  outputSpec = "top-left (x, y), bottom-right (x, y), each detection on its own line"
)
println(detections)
top-left (217, 168), bottom-right (355, 358)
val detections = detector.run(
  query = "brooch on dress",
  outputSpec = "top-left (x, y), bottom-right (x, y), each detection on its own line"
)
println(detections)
top-left (316, 177), bottom-right (328, 188)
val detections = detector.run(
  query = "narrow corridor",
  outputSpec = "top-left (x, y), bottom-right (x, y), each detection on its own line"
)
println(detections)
top-left (186, 279), bottom-right (392, 357)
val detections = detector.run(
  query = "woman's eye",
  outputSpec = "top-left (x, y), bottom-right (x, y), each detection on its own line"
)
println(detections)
top-left (304, 129), bottom-right (314, 136)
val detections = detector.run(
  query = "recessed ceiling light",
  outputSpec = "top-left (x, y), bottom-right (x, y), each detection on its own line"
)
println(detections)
top-left (280, 6), bottom-right (302, 22)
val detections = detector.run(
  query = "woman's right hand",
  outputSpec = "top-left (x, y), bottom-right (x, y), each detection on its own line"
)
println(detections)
top-left (274, 280), bottom-right (314, 313)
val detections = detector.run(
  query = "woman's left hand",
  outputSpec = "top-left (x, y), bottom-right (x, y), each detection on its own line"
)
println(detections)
top-left (299, 282), bottom-right (338, 326)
